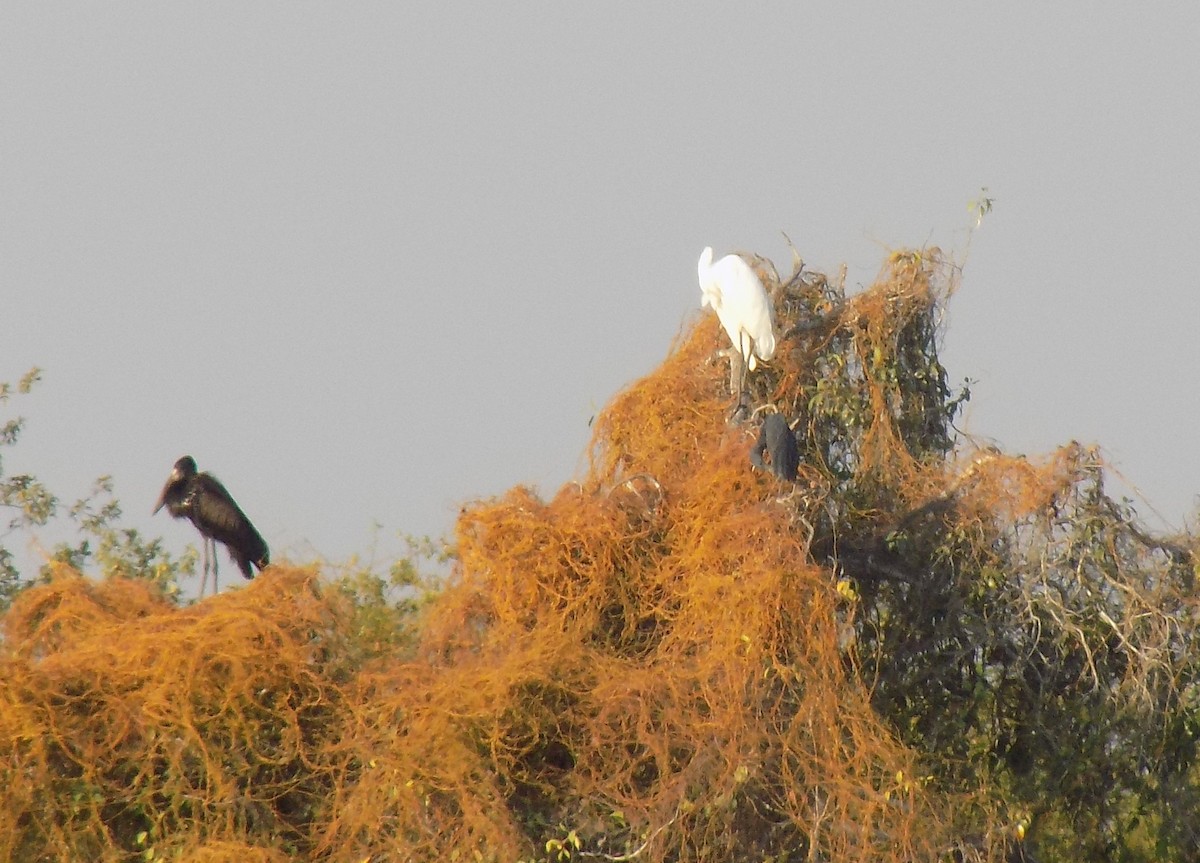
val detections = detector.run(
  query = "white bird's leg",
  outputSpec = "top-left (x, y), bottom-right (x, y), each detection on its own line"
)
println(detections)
top-left (728, 350), bottom-right (751, 422)
top-left (212, 539), bottom-right (219, 595)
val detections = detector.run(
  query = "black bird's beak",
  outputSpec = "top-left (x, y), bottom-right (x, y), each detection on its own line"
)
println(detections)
top-left (153, 470), bottom-right (177, 515)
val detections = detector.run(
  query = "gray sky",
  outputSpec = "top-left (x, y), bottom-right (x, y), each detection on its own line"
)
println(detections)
top-left (3, 4), bottom-right (1198, 578)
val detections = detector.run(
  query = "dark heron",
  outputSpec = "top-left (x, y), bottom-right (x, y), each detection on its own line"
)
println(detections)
top-left (750, 413), bottom-right (800, 481)
top-left (153, 455), bottom-right (269, 596)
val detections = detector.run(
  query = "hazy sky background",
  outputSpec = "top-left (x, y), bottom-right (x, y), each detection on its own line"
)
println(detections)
top-left (3, 4), bottom-right (1198, 582)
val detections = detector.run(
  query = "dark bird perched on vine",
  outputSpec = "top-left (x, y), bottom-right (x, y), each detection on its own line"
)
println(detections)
top-left (750, 413), bottom-right (800, 481)
top-left (153, 455), bottom-right (269, 595)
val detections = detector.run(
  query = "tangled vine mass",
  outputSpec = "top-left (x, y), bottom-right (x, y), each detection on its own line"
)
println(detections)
top-left (0, 249), bottom-right (1196, 862)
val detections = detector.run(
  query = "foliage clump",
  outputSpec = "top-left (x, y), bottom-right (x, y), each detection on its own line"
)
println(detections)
top-left (0, 247), bottom-right (1195, 862)
top-left (0, 566), bottom-right (351, 862)
top-left (351, 253), bottom-right (961, 863)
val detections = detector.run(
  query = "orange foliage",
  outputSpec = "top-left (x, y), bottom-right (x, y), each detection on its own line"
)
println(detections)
top-left (0, 565), bottom-right (351, 861)
top-left (325, 254), bottom-right (962, 862)
top-left (0, 249), bottom-right (1076, 862)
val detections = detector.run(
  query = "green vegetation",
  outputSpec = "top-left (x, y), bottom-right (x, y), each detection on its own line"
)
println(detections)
top-left (0, 368), bottom-right (193, 606)
top-left (0, 247), bottom-right (1195, 861)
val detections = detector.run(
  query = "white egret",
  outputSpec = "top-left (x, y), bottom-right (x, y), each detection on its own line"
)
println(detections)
top-left (697, 246), bottom-right (776, 371)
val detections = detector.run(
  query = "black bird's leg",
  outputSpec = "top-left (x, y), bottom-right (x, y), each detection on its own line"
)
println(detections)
top-left (199, 537), bottom-right (218, 598)
top-left (199, 538), bottom-right (210, 599)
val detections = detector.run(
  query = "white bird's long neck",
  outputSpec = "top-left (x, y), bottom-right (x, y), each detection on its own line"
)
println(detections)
top-left (697, 246), bottom-right (714, 286)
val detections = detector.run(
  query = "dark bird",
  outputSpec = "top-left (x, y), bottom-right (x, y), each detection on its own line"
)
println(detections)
top-left (750, 413), bottom-right (800, 481)
top-left (153, 455), bottom-right (269, 595)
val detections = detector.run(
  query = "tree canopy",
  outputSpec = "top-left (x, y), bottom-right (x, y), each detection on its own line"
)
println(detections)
top-left (0, 248), bottom-right (1195, 862)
